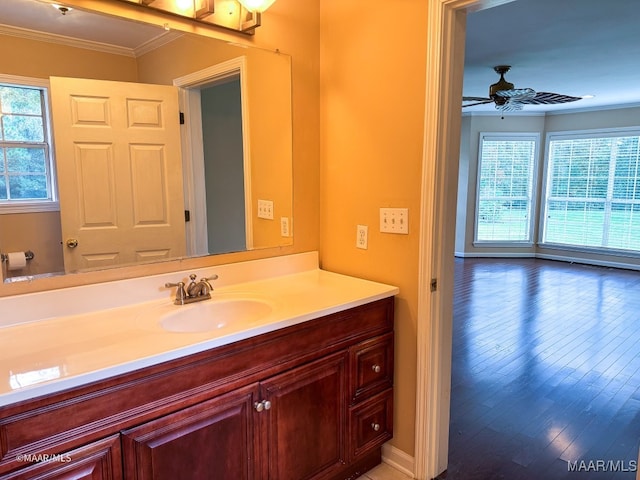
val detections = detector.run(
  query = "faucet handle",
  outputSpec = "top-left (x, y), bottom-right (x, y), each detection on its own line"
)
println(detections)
top-left (198, 274), bottom-right (218, 295)
top-left (165, 280), bottom-right (187, 304)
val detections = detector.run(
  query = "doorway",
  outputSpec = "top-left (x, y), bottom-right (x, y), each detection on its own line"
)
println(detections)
top-left (173, 57), bottom-right (252, 257)
top-left (415, 0), bottom-right (502, 478)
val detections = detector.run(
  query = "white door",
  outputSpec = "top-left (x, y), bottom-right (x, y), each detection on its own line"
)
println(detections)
top-left (50, 77), bottom-right (186, 273)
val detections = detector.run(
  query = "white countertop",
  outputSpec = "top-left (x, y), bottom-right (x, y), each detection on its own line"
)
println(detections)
top-left (0, 254), bottom-right (398, 407)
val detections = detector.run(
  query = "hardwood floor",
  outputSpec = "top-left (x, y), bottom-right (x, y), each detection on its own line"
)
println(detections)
top-left (448, 258), bottom-right (640, 480)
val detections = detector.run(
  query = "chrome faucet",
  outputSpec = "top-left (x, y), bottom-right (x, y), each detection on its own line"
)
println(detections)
top-left (165, 273), bottom-right (219, 305)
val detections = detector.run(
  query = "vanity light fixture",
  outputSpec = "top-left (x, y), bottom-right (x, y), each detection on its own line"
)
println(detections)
top-left (117, 0), bottom-right (276, 34)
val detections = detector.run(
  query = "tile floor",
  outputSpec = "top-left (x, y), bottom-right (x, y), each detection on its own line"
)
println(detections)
top-left (356, 463), bottom-right (413, 480)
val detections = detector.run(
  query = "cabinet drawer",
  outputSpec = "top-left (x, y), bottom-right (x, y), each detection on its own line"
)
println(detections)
top-left (350, 333), bottom-right (393, 403)
top-left (349, 389), bottom-right (393, 459)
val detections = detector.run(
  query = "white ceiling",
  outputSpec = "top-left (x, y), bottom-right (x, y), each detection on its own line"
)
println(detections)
top-left (463, 0), bottom-right (640, 113)
top-left (0, 0), bottom-right (172, 54)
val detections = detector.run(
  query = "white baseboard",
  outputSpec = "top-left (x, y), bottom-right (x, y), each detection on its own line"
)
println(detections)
top-left (382, 443), bottom-right (415, 478)
top-left (454, 251), bottom-right (534, 258)
top-left (536, 252), bottom-right (640, 271)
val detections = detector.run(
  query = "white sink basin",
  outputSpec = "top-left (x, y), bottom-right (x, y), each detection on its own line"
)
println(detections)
top-left (159, 297), bottom-right (274, 333)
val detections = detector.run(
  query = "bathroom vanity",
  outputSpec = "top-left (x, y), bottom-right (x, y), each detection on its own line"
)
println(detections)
top-left (0, 253), bottom-right (397, 480)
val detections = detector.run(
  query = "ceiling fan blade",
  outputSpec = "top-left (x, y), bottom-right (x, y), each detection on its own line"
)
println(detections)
top-left (462, 100), bottom-right (494, 107)
top-left (519, 91), bottom-right (583, 105)
top-left (494, 88), bottom-right (536, 100)
top-left (463, 96), bottom-right (491, 102)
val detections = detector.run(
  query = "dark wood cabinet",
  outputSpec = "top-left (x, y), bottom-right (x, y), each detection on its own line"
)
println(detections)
top-left (0, 297), bottom-right (394, 480)
top-left (261, 353), bottom-right (347, 480)
top-left (1, 435), bottom-right (122, 480)
top-left (122, 385), bottom-right (260, 480)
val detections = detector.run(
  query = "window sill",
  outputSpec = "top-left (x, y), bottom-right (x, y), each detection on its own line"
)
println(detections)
top-left (0, 202), bottom-right (60, 215)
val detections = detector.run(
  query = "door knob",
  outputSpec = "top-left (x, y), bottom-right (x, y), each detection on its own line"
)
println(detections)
top-left (66, 239), bottom-right (79, 248)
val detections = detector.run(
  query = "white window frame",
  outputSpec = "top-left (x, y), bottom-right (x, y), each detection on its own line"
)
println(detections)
top-left (473, 132), bottom-right (540, 246)
top-left (540, 126), bottom-right (640, 256)
top-left (0, 74), bottom-right (59, 214)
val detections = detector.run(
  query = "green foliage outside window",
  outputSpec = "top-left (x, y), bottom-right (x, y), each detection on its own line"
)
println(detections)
top-left (0, 84), bottom-right (51, 203)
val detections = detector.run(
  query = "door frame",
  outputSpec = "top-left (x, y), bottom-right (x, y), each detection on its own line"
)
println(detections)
top-left (173, 56), bottom-right (252, 256)
top-left (414, 0), bottom-right (519, 478)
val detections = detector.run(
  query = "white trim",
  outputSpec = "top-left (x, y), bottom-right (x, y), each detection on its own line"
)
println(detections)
top-left (536, 252), bottom-right (640, 271)
top-left (0, 23), bottom-right (136, 57)
top-left (454, 251), bottom-right (535, 258)
top-left (0, 201), bottom-right (59, 214)
top-left (173, 56), bottom-right (253, 253)
top-left (453, 251), bottom-right (640, 271)
top-left (416, 1), bottom-right (479, 479)
top-left (382, 443), bottom-right (416, 478)
top-left (0, 75), bottom-right (58, 213)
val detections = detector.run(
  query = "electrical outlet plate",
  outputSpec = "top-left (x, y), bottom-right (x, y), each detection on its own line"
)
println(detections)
top-left (356, 225), bottom-right (368, 249)
top-left (380, 208), bottom-right (409, 234)
top-left (257, 199), bottom-right (274, 220)
top-left (280, 217), bottom-right (290, 237)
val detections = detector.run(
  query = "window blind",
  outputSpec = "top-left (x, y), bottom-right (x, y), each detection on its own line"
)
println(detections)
top-left (475, 136), bottom-right (537, 243)
top-left (543, 134), bottom-right (640, 252)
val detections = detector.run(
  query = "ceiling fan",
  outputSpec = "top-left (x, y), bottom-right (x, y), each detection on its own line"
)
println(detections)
top-left (462, 65), bottom-right (583, 112)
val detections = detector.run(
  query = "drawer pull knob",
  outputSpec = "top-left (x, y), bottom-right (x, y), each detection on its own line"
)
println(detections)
top-left (372, 364), bottom-right (382, 373)
top-left (254, 400), bottom-right (272, 412)
top-left (371, 422), bottom-right (381, 432)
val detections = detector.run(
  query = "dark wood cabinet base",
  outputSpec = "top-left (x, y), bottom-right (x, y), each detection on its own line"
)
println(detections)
top-left (0, 297), bottom-right (394, 480)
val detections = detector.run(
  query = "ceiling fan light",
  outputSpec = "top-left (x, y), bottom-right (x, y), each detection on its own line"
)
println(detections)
top-left (237, 0), bottom-right (276, 13)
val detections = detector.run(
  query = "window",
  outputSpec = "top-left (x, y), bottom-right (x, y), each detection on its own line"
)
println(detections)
top-left (475, 134), bottom-right (538, 243)
top-left (542, 130), bottom-right (640, 253)
top-left (0, 76), bottom-right (57, 213)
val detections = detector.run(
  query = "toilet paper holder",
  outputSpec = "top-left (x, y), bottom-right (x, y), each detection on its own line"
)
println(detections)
top-left (1, 250), bottom-right (35, 263)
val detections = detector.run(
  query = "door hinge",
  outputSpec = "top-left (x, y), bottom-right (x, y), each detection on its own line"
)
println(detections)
top-left (179, 112), bottom-right (185, 124)
top-left (184, 210), bottom-right (191, 222)
top-left (430, 278), bottom-right (438, 292)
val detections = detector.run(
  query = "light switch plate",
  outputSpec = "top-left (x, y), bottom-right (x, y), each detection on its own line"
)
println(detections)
top-left (258, 199), bottom-right (274, 220)
top-left (380, 208), bottom-right (409, 234)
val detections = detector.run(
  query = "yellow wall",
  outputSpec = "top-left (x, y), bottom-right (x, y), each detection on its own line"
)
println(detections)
top-left (319, 0), bottom-right (428, 455)
top-left (0, 212), bottom-right (64, 277)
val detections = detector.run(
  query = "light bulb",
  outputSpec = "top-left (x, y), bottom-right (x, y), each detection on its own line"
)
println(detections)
top-left (237, 0), bottom-right (276, 13)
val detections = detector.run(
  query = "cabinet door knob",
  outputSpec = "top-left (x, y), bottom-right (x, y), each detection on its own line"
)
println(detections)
top-left (372, 364), bottom-right (382, 373)
top-left (371, 422), bottom-right (381, 432)
top-left (254, 400), bottom-right (271, 412)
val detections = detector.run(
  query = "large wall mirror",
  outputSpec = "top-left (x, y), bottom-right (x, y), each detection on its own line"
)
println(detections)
top-left (0, 0), bottom-right (293, 284)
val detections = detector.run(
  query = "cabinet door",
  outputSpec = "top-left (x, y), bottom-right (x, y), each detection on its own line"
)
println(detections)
top-left (1, 435), bottom-right (122, 480)
top-left (260, 353), bottom-right (347, 480)
top-left (121, 385), bottom-right (260, 480)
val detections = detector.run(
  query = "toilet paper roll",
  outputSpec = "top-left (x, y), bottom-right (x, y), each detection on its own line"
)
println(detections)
top-left (7, 252), bottom-right (27, 271)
